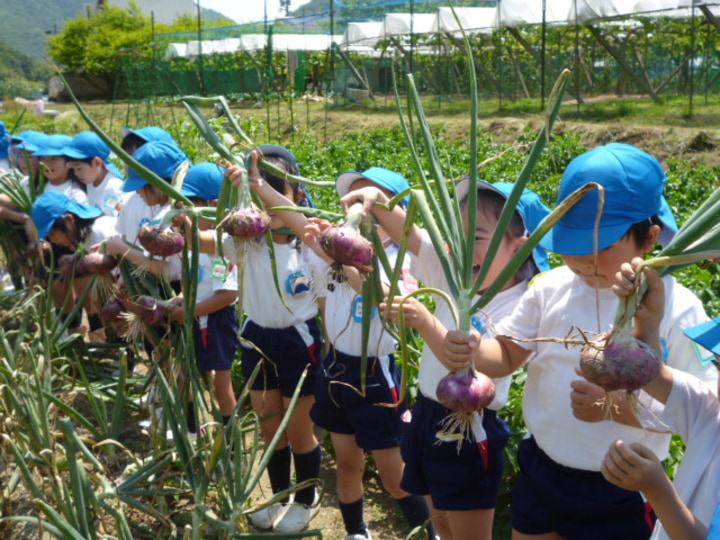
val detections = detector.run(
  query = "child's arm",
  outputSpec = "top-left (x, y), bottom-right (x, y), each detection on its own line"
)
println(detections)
top-left (382, 295), bottom-right (448, 358)
top-left (602, 440), bottom-right (707, 540)
top-left (169, 289), bottom-right (237, 324)
top-left (104, 236), bottom-right (172, 276)
top-left (443, 330), bottom-right (531, 378)
top-left (340, 186), bottom-right (423, 256)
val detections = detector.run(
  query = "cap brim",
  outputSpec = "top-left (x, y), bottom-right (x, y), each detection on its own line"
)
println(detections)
top-left (539, 219), bottom-right (629, 256)
top-left (684, 317), bottom-right (720, 357)
top-left (61, 147), bottom-right (91, 160)
top-left (122, 174), bottom-right (148, 192)
top-left (336, 171), bottom-right (364, 197)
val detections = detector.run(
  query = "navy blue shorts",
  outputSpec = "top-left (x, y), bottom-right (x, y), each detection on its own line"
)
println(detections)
top-left (240, 318), bottom-right (321, 397)
top-left (400, 393), bottom-right (510, 511)
top-left (310, 348), bottom-right (407, 450)
top-left (511, 436), bottom-right (655, 539)
top-left (193, 304), bottom-right (240, 371)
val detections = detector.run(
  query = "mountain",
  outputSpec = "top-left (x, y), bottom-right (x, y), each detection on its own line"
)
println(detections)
top-left (0, 0), bottom-right (89, 61)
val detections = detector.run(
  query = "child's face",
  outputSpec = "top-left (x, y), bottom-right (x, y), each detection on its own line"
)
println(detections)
top-left (464, 206), bottom-right (525, 291)
top-left (40, 156), bottom-right (68, 183)
top-left (70, 159), bottom-right (103, 186)
top-left (47, 214), bottom-right (75, 248)
top-left (563, 235), bottom-right (644, 289)
top-left (137, 184), bottom-right (166, 207)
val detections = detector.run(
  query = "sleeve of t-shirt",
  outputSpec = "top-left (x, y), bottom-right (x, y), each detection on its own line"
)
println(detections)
top-left (494, 283), bottom-right (541, 355)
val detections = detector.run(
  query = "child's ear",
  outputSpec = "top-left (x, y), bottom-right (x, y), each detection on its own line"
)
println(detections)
top-left (93, 157), bottom-right (104, 168)
top-left (643, 224), bottom-right (662, 254)
top-left (209, 199), bottom-right (218, 208)
top-left (296, 188), bottom-right (306, 205)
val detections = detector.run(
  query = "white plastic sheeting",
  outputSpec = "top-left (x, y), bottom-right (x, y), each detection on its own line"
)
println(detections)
top-left (496, 0), bottom-right (575, 26)
top-left (379, 13), bottom-right (437, 38)
top-left (343, 22), bottom-right (384, 46)
top-left (167, 34), bottom-right (343, 58)
top-left (432, 7), bottom-right (496, 34)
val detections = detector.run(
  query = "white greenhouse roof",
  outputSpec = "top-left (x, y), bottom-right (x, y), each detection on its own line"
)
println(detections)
top-left (432, 7), bottom-right (496, 34)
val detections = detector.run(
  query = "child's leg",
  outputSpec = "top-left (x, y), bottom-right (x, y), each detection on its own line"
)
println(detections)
top-left (212, 369), bottom-right (237, 420)
top-left (372, 447), bottom-right (435, 538)
top-left (250, 388), bottom-right (291, 500)
top-left (332, 432), bottom-right (369, 536)
top-left (282, 394), bottom-right (320, 506)
top-left (445, 508), bottom-right (494, 540)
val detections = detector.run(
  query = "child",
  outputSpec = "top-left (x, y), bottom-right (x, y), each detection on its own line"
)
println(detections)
top-left (168, 162), bottom-right (239, 436)
top-left (31, 191), bottom-right (118, 339)
top-left (61, 131), bottom-right (126, 217)
top-left (342, 178), bottom-right (550, 540)
top-left (313, 167), bottom-right (435, 540)
top-left (442, 143), bottom-right (718, 540)
top-left (116, 129), bottom-right (187, 246)
top-left (599, 258), bottom-right (720, 540)
top-left (209, 146), bottom-right (324, 534)
top-left (33, 134), bottom-right (87, 204)
top-left (0, 121), bottom-right (9, 172)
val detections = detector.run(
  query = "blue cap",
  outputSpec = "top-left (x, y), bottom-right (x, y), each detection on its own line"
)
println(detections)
top-left (123, 140), bottom-right (188, 192)
top-left (0, 122), bottom-right (7, 160)
top-left (456, 178), bottom-right (552, 273)
top-left (684, 316), bottom-right (720, 357)
top-left (61, 131), bottom-right (110, 161)
top-left (121, 126), bottom-right (176, 145)
top-left (336, 167), bottom-right (410, 207)
top-left (34, 134), bottom-right (74, 157)
top-left (248, 144), bottom-right (315, 207)
top-left (10, 131), bottom-right (49, 153)
top-left (32, 191), bottom-right (103, 240)
top-left (539, 143), bottom-right (676, 256)
top-left (181, 162), bottom-right (225, 201)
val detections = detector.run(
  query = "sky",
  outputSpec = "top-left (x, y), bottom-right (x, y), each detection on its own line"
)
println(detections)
top-left (199, 0), bottom-right (313, 24)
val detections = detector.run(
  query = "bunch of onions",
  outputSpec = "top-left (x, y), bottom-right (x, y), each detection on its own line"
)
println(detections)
top-left (124, 295), bottom-right (172, 327)
top-left (138, 225), bottom-right (185, 257)
top-left (319, 203), bottom-right (375, 274)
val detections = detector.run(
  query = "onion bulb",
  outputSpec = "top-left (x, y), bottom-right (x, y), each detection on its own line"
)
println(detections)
top-left (138, 226), bottom-right (185, 257)
top-left (436, 368), bottom-right (496, 412)
top-left (221, 207), bottom-right (271, 239)
top-left (319, 224), bottom-right (375, 273)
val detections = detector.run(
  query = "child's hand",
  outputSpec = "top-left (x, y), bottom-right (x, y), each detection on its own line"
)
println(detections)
top-left (442, 329), bottom-right (481, 372)
top-left (380, 295), bottom-right (431, 331)
top-left (169, 303), bottom-right (185, 323)
top-left (613, 257), bottom-right (665, 347)
top-left (103, 237), bottom-right (128, 257)
top-left (340, 186), bottom-right (387, 218)
top-left (571, 367), bottom-right (608, 422)
top-left (601, 440), bottom-right (666, 493)
top-left (171, 210), bottom-right (192, 231)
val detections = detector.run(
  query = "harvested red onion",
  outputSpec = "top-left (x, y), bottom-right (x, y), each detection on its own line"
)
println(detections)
top-left (580, 331), bottom-right (661, 392)
top-left (221, 207), bottom-right (271, 239)
top-left (77, 253), bottom-right (118, 275)
top-left (101, 297), bottom-right (126, 327)
top-left (436, 368), bottom-right (496, 413)
top-left (319, 225), bottom-right (375, 273)
top-left (125, 295), bottom-right (172, 326)
top-left (138, 226), bottom-right (185, 257)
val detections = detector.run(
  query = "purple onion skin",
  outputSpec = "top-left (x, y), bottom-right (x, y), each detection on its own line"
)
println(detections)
top-left (436, 369), bottom-right (496, 413)
top-left (127, 295), bottom-right (169, 326)
top-left (78, 253), bottom-right (118, 275)
top-left (222, 208), bottom-right (271, 239)
top-left (57, 254), bottom-right (81, 276)
top-left (318, 225), bottom-right (375, 272)
top-left (138, 226), bottom-right (185, 257)
top-left (101, 298), bottom-right (125, 326)
top-left (580, 335), bottom-right (661, 392)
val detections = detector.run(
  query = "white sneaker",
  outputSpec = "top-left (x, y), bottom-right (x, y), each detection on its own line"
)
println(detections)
top-left (249, 503), bottom-right (287, 530)
top-left (273, 491), bottom-right (320, 533)
top-left (344, 532), bottom-right (372, 540)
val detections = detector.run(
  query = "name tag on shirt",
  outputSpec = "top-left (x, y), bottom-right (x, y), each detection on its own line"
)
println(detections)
top-left (210, 259), bottom-right (231, 281)
top-left (104, 194), bottom-right (121, 212)
top-left (352, 296), bottom-right (378, 323)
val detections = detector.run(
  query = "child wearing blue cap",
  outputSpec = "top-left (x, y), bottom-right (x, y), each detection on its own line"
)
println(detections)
top-left (600, 258), bottom-right (720, 540)
top-left (0, 121), bottom-right (9, 172)
top-left (167, 163), bottom-right (239, 437)
top-left (193, 146), bottom-right (324, 534)
top-left (443, 143), bottom-right (717, 540)
top-left (301, 167), bottom-right (435, 540)
top-left (62, 131), bottom-right (126, 218)
top-left (34, 134), bottom-right (87, 206)
top-left (31, 191), bottom-right (119, 340)
top-left (341, 177), bottom-right (549, 539)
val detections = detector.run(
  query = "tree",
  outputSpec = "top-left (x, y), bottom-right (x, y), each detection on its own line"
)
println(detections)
top-left (48, 1), bottom-right (152, 76)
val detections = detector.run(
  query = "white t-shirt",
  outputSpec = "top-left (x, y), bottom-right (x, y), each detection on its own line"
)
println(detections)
top-left (194, 251), bottom-right (239, 330)
top-left (84, 215), bottom-right (118, 248)
top-left (86, 172), bottom-right (127, 217)
top-left (497, 265), bottom-right (717, 470)
top-left (222, 235), bottom-right (325, 329)
top-left (44, 181), bottom-right (87, 204)
top-left (641, 369), bottom-right (720, 540)
top-left (321, 242), bottom-right (415, 357)
top-left (116, 193), bottom-right (167, 244)
top-left (411, 231), bottom-right (521, 410)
